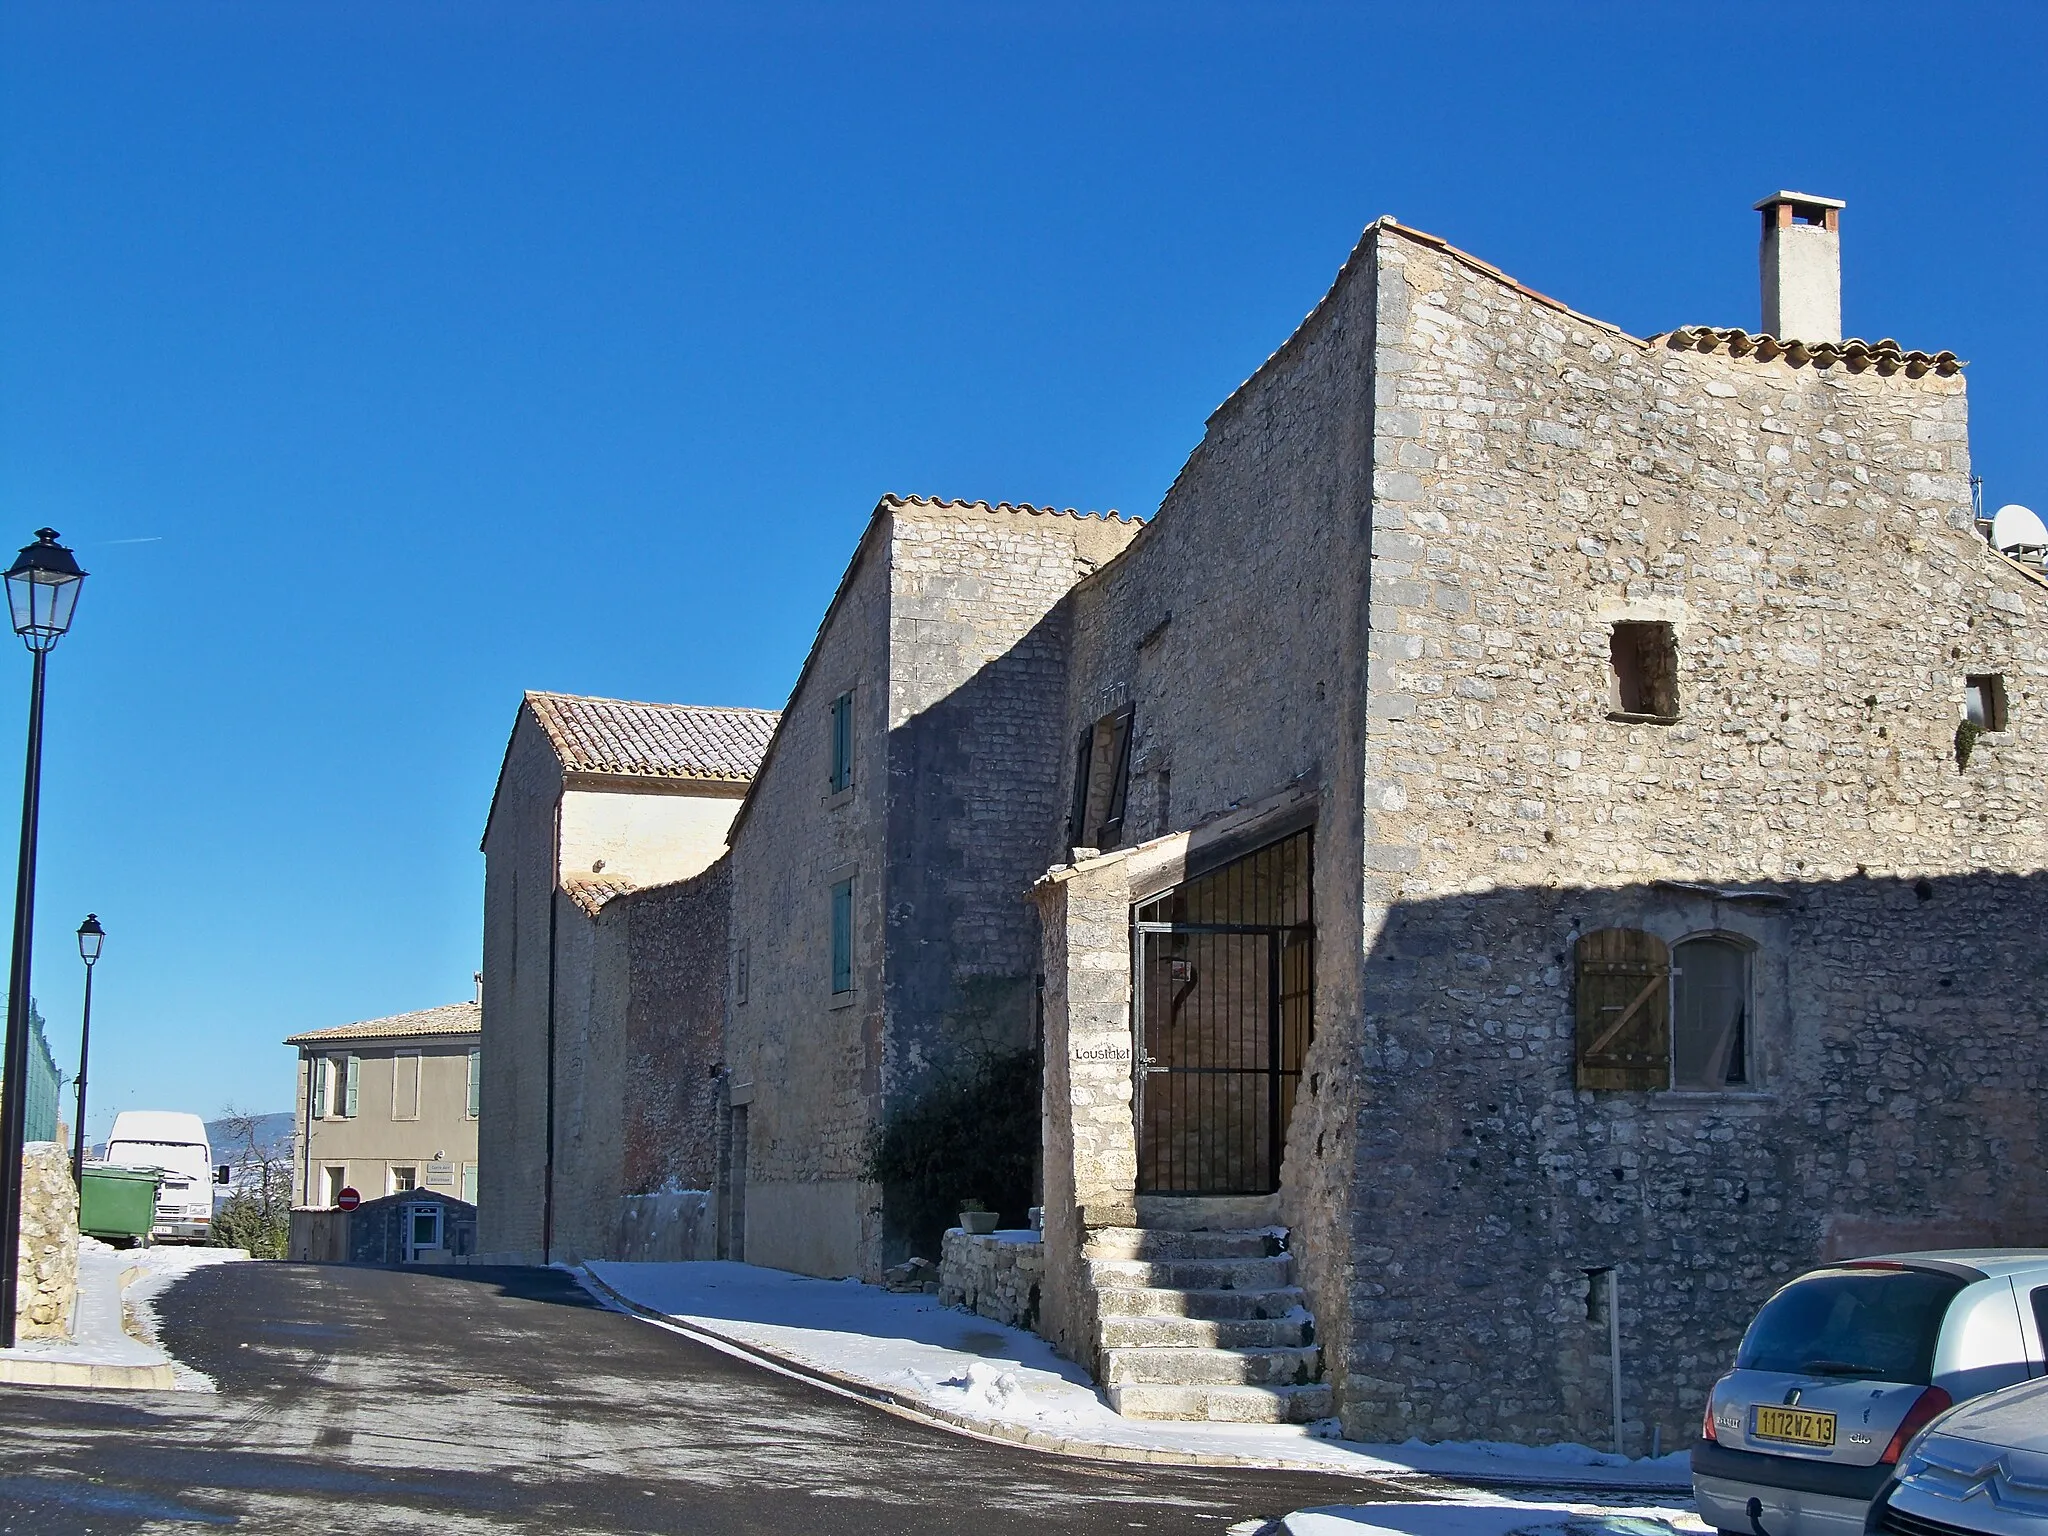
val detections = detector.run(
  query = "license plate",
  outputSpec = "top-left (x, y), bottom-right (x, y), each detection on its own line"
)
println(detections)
top-left (1753, 1405), bottom-right (1837, 1447)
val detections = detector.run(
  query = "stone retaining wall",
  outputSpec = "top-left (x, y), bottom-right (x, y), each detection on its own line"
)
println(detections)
top-left (15, 1142), bottom-right (78, 1339)
top-left (938, 1229), bottom-right (1043, 1331)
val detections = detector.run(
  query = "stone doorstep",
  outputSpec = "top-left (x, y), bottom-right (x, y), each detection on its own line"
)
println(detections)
top-left (0, 1358), bottom-right (176, 1391)
top-left (1108, 1381), bottom-right (1334, 1424)
top-left (1102, 1343), bottom-right (1322, 1388)
top-left (1087, 1254), bottom-right (1295, 1292)
top-left (1093, 1283), bottom-right (1308, 1320)
top-left (1084, 1227), bottom-right (1279, 1262)
top-left (1098, 1311), bottom-right (1312, 1349)
top-left (1134, 1194), bottom-right (1282, 1232)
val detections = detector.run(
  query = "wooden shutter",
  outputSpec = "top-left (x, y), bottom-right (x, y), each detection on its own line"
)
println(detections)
top-left (344, 1054), bottom-right (361, 1118)
top-left (1574, 929), bottom-right (1671, 1090)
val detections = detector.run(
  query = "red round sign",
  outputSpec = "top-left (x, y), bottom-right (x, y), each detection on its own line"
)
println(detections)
top-left (336, 1187), bottom-right (361, 1211)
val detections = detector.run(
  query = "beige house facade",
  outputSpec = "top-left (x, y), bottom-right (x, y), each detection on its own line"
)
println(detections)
top-left (288, 1001), bottom-right (483, 1209)
top-left (476, 692), bottom-right (775, 1264)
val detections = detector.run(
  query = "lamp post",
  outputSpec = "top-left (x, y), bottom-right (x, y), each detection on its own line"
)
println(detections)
top-left (71, 915), bottom-right (103, 1191)
top-left (0, 529), bottom-right (86, 1350)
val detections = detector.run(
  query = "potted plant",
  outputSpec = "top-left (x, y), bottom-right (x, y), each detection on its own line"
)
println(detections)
top-left (958, 1198), bottom-right (1000, 1235)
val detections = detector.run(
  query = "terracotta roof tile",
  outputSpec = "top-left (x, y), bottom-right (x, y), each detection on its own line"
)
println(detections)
top-left (1660, 327), bottom-right (1963, 377)
top-left (563, 876), bottom-right (638, 917)
top-left (285, 1001), bottom-right (481, 1046)
top-left (879, 493), bottom-right (1140, 524)
top-left (526, 693), bottom-right (778, 783)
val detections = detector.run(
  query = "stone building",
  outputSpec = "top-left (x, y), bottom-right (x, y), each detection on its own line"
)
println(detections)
top-left (480, 191), bottom-right (2048, 1447)
top-left (477, 691), bottom-right (775, 1263)
top-left (721, 495), bottom-right (1140, 1276)
top-left (1031, 193), bottom-right (2047, 1443)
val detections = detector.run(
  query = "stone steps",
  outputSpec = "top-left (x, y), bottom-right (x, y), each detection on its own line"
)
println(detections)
top-left (1098, 1311), bottom-right (1312, 1349)
top-left (1084, 1226), bottom-right (1278, 1262)
top-left (1102, 1343), bottom-right (1320, 1387)
top-left (1094, 1283), bottom-right (1309, 1320)
top-left (1087, 1254), bottom-right (1294, 1292)
top-left (1086, 1216), bottom-right (1326, 1425)
top-left (1108, 1381), bottom-right (1334, 1423)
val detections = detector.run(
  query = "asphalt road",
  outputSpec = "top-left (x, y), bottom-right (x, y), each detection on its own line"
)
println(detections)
top-left (0, 1261), bottom-right (1422, 1535)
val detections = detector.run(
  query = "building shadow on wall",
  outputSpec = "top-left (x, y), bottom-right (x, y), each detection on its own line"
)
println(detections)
top-left (1343, 866), bottom-right (2048, 1451)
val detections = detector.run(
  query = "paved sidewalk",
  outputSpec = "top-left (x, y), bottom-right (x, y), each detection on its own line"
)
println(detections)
top-left (0, 1237), bottom-right (246, 1390)
top-left (1272, 1503), bottom-right (1708, 1536)
top-left (581, 1260), bottom-right (1694, 1491)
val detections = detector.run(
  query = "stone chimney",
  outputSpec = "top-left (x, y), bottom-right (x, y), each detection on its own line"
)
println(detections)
top-left (1756, 191), bottom-right (1845, 342)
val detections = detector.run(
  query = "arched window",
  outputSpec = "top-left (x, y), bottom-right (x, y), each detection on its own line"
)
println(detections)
top-left (1672, 936), bottom-right (1749, 1090)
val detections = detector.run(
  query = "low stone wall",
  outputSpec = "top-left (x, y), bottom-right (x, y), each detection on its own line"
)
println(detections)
top-left (938, 1229), bottom-right (1043, 1332)
top-left (616, 1189), bottom-right (718, 1262)
top-left (15, 1142), bottom-right (78, 1338)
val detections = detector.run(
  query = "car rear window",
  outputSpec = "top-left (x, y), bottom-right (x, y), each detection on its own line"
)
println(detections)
top-left (1735, 1266), bottom-right (1966, 1384)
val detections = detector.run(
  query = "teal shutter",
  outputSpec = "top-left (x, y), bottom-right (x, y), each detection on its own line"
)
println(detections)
top-left (310, 1057), bottom-right (328, 1119)
top-left (830, 878), bottom-right (854, 994)
top-left (467, 1048), bottom-right (481, 1118)
top-left (829, 692), bottom-right (854, 792)
top-left (344, 1055), bottom-right (360, 1119)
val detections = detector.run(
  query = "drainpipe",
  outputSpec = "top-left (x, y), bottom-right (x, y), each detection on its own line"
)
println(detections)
top-left (1585, 1264), bottom-right (1624, 1455)
top-left (542, 791), bottom-right (561, 1265)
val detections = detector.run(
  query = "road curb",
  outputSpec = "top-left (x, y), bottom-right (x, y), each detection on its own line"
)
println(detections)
top-left (573, 1266), bottom-right (1689, 1489)
top-left (0, 1357), bottom-right (177, 1390)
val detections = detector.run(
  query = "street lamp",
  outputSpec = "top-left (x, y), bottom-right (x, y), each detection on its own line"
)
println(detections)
top-left (0, 529), bottom-right (85, 1350)
top-left (71, 915), bottom-right (104, 1191)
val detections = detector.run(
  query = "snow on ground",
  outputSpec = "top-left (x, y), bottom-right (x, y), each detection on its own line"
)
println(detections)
top-left (584, 1260), bottom-right (1694, 1492)
top-left (1281, 1502), bottom-right (1710, 1536)
top-left (2, 1237), bottom-right (248, 1389)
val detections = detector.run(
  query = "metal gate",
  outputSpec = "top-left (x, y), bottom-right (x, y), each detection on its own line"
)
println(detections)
top-left (1133, 829), bottom-right (1312, 1196)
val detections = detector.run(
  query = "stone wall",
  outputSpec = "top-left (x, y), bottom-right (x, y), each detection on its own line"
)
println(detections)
top-left (1048, 236), bottom-right (1379, 1385)
top-left (545, 864), bottom-right (732, 1265)
top-left (938, 1229), bottom-right (1044, 1331)
top-left (725, 515), bottom-right (894, 1279)
top-left (616, 1188), bottom-right (718, 1262)
top-left (15, 1142), bottom-right (78, 1339)
top-left (477, 707), bottom-right (565, 1261)
top-left (1341, 225), bottom-right (2048, 1447)
top-left (882, 501), bottom-right (1138, 1258)
top-left (727, 498), bottom-right (1138, 1280)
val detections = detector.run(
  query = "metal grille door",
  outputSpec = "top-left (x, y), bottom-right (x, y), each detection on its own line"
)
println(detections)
top-left (1133, 830), bottom-right (1312, 1196)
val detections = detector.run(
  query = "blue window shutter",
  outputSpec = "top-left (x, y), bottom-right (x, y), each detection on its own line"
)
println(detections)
top-left (311, 1057), bottom-right (328, 1120)
top-left (468, 1048), bottom-right (481, 1118)
top-left (830, 879), bottom-right (854, 994)
top-left (830, 692), bottom-right (853, 792)
top-left (344, 1055), bottom-right (360, 1119)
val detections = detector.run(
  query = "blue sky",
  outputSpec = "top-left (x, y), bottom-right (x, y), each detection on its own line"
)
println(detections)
top-left (1, 3), bottom-right (2041, 1134)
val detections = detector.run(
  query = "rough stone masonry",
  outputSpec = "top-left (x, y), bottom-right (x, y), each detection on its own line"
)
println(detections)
top-left (13, 1142), bottom-right (78, 1339)
top-left (1028, 207), bottom-right (2044, 1446)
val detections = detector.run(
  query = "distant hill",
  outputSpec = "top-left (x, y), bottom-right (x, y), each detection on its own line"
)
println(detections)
top-left (206, 1111), bottom-right (294, 1161)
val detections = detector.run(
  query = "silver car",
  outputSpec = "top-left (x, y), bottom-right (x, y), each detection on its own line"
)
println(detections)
top-left (1871, 1374), bottom-right (2048, 1536)
top-left (1693, 1252), bottom-right (2048, 1536)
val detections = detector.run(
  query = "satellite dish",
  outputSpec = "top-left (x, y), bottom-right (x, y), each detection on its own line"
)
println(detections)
top-left (1991, 503), bottom-right (2048, 554)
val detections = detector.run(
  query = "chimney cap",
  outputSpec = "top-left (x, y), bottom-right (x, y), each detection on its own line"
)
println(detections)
top-left (1754, 190), bottom-right (1846, 212)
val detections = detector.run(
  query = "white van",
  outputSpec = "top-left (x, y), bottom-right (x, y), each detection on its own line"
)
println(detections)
top-left (104, 1110), bottom-right (218, 1243)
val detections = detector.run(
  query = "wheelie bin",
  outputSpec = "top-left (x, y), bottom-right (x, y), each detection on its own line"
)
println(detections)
top-left (79, 1164), bottom-right (160, 1247)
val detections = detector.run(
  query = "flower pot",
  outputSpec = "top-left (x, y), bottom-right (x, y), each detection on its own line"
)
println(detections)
top-left (959, 1210), bottom-right (1000, 1235)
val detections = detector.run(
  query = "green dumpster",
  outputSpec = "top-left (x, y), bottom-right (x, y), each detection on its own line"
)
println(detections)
top-left (80, 1165), bottom-right (160, 1247)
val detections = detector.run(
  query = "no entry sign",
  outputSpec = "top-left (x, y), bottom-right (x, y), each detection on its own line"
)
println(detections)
top-left (336, 1187), bottom-right (361, 1211)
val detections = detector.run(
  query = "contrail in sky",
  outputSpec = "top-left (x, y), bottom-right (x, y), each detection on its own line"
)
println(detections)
top-left (101, 536), bottom-right (164, 545)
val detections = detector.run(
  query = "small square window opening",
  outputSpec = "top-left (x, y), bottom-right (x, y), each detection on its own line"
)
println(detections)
top-left (1609, 622), bottom-right (1680, 721)
top-left (1965, 674), bottom-right (2007, 732)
